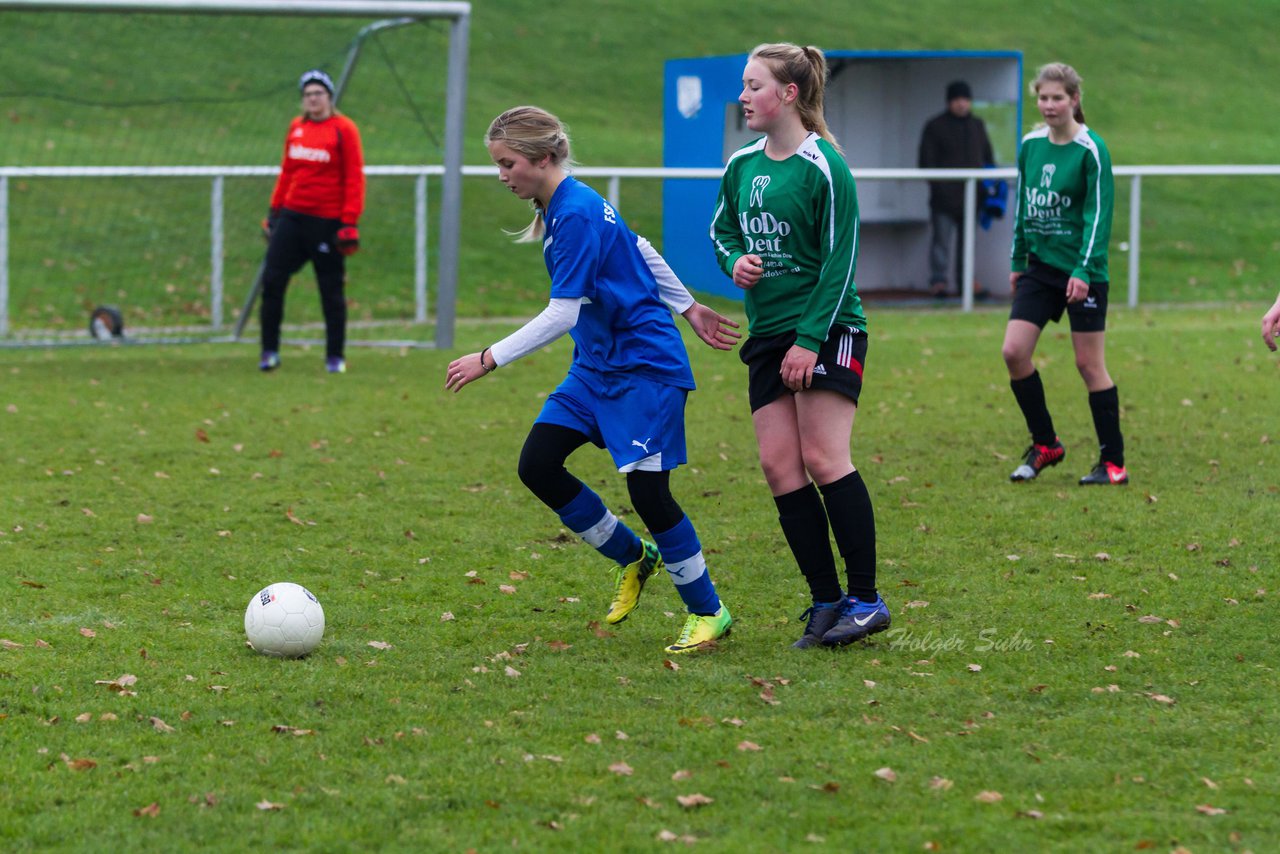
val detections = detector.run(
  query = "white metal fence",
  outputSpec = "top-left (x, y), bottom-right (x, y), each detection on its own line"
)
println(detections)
top-left (2, 164), bottom-right (1278, 341)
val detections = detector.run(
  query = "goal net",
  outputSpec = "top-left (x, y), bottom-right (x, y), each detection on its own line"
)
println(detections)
top-left (0, 0), bottom-right (468, 348)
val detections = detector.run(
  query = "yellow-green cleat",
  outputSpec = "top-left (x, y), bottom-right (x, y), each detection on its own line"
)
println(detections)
top-left (605, 540), bottom-right (663, 625)
top-left (665, 604), bottom-right (732, 654)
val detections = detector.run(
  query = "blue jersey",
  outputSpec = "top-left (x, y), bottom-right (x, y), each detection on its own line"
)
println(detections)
top-left (543, 177), bottom-right (695, 390)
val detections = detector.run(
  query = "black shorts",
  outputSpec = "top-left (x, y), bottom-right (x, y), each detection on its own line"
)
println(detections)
top-left (740, 326), bottom-right (867, 413)
top-left (1009, 258), bottom-right (1109, 333)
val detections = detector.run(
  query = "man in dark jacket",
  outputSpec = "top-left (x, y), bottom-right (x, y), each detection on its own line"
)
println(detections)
top-left (919, 80), bottom-right (994, 297)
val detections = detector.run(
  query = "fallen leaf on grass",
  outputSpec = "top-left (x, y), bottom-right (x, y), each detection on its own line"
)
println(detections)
top-left (1, 639), bottom-right (22, 650)
top-left (134, 802), bottom-right (160, 817)
top-left (929, 776), bottom-right (954, 790)
top-left (608, 761), bottom-right (634, 776)
top-left (663, 659), bottom-right (679, 671)
top-left (874, 767), bottom-right (897, 783)
top-left (256, 801), bottom-right (285, 811)
top-left (65, 757), bottom-right (96, 771)
top-left (1195, 804), bottom-right (1227, 816)
top-left (440, 612), bottom-right (455, 622)
top-left (974, 790), bottom-right (1003, 803)
top-left (150, 717), bottom-right (175, 733)
top-left (737, 741), bottom-right (762, 752)
top-left (657, 830), bottom-right (698, 844)
top-left (367, 641), bottom-right (393, 650)
top-left (94, 674), bottom-right (138, 692)
top-left (79, 628), bottom-right (96, 638)
top-left (285, 507), bottom-right (315, 527)
top-left (1143, 692), bottom-right (1176, 705)
top-left (1017, 809), bottom-right (1044, 819)
top-left (676, 793), bottom-right (714, 809)
top-left (136, 514), bottom-right (153, 524)
top-left (271, 725), bottom-right (316, 736)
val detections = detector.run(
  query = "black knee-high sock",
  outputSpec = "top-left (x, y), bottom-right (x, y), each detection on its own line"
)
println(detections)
top-left (1088, 385), bottom-right (1124, 466)
top-left (819, 471), bottom-right (878, 602)
top-left (1010, 370), bottom-right (1057, 446)
top-left (773, 483), bottom-right (842, 603)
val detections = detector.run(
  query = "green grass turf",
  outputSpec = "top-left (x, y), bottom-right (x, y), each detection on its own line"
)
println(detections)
top-left (2, 304), bottom-right (1278, 850)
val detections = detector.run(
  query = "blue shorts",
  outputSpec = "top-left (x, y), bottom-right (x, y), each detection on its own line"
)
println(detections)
top-left (536, 369), bottom-right (689, 473)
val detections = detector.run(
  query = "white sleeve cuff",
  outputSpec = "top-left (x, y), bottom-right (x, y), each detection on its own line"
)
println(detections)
top-left (636, 235), bottom-right (695, 314)
top-left (488, 298), bottom-right (581, 367)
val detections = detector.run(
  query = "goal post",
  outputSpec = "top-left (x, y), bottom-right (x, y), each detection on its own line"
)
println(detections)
top-left (0, 0), bottom-right (469, 349)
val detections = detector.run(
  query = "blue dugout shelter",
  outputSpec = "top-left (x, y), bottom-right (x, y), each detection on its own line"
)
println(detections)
top-left (663, 50), bottom-right (1022, 299)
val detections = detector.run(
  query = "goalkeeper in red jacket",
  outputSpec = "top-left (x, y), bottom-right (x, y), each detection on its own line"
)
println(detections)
top-left (258, 69), bottom-right (365, 374)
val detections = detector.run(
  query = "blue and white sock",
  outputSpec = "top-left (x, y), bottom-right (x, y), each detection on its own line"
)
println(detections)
top-left (653, 515), bottom-right (720, 616)
top-left (555, 485), bottom-right (641, 566)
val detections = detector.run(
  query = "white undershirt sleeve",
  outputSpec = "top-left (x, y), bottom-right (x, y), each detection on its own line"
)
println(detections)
top-left (487, 297), bottom-right (581, 367)
top-left (636, 235), bottom-right (695, 315)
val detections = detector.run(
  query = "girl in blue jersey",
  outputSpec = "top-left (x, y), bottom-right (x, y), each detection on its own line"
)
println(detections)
top-left (710, 44), bottom-right (890, 649)
top-left (1003, 63), bottom-right (1126, 486)
top-left (446, 106), bottom-right (739, 654)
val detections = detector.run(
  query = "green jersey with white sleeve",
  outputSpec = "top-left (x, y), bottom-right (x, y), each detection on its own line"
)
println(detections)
top-left (1010, 125), bottom-right (1114, 283)
top-left (710, 132), bottom-right (864, 353)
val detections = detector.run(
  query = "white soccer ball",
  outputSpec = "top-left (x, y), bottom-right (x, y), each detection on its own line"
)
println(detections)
top-left (244, 582), bottom-right (325, 658)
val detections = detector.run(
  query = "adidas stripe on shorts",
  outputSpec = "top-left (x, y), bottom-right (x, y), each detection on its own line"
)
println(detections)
top-left (739, 326), bottom-right (867, 413)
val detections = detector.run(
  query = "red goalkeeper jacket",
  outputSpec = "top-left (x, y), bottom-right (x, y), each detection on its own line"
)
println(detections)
top-left (269, 113), bottom-right (365, 225)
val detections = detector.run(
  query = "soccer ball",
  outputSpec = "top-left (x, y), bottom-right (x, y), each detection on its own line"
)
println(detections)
top-left (244, 582), bottom-right (325, 658)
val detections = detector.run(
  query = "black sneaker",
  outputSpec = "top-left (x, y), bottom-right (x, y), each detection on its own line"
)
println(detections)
top-left (1080, 460), bottom-right (1128, 485)
top-left (791, 600), bottom-right (844, 649)
top-left (1009, 439), bottom-right (1065, 481)
top-left (822, 595), bottom-right (892, 646)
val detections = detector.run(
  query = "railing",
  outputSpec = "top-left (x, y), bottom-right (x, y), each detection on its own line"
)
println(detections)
top-left (2, 164), bottom-right (1279, 339)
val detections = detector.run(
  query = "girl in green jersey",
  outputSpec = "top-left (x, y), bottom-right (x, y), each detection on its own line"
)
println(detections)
top-left (1003, 63), bottom-right (1128, 486)
top-left (710, 43), bottom-right (889, 648)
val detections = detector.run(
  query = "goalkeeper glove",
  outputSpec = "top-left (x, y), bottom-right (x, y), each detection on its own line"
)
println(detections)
top-left (337, 225), bottom-right (360, 256)
top-left (261, 207), bottom-right (281, 242)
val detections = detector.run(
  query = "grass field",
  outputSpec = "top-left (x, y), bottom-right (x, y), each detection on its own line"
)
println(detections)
top-left (2, 304), bottom-right (1278, 851)
top-left (2, 2), bottom-right (1279, 850)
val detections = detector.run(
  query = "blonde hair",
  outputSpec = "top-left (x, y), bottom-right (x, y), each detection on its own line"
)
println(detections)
top-left (485, 105), bottom-right (575, 243)
top-left (749, 42), bottom-right (842, 153)
top-left (1033, 62), bottom-right (1086, 124)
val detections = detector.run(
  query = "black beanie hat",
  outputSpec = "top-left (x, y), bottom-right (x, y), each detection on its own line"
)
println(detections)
top-left (946, 80), bottom-right (972, 101)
